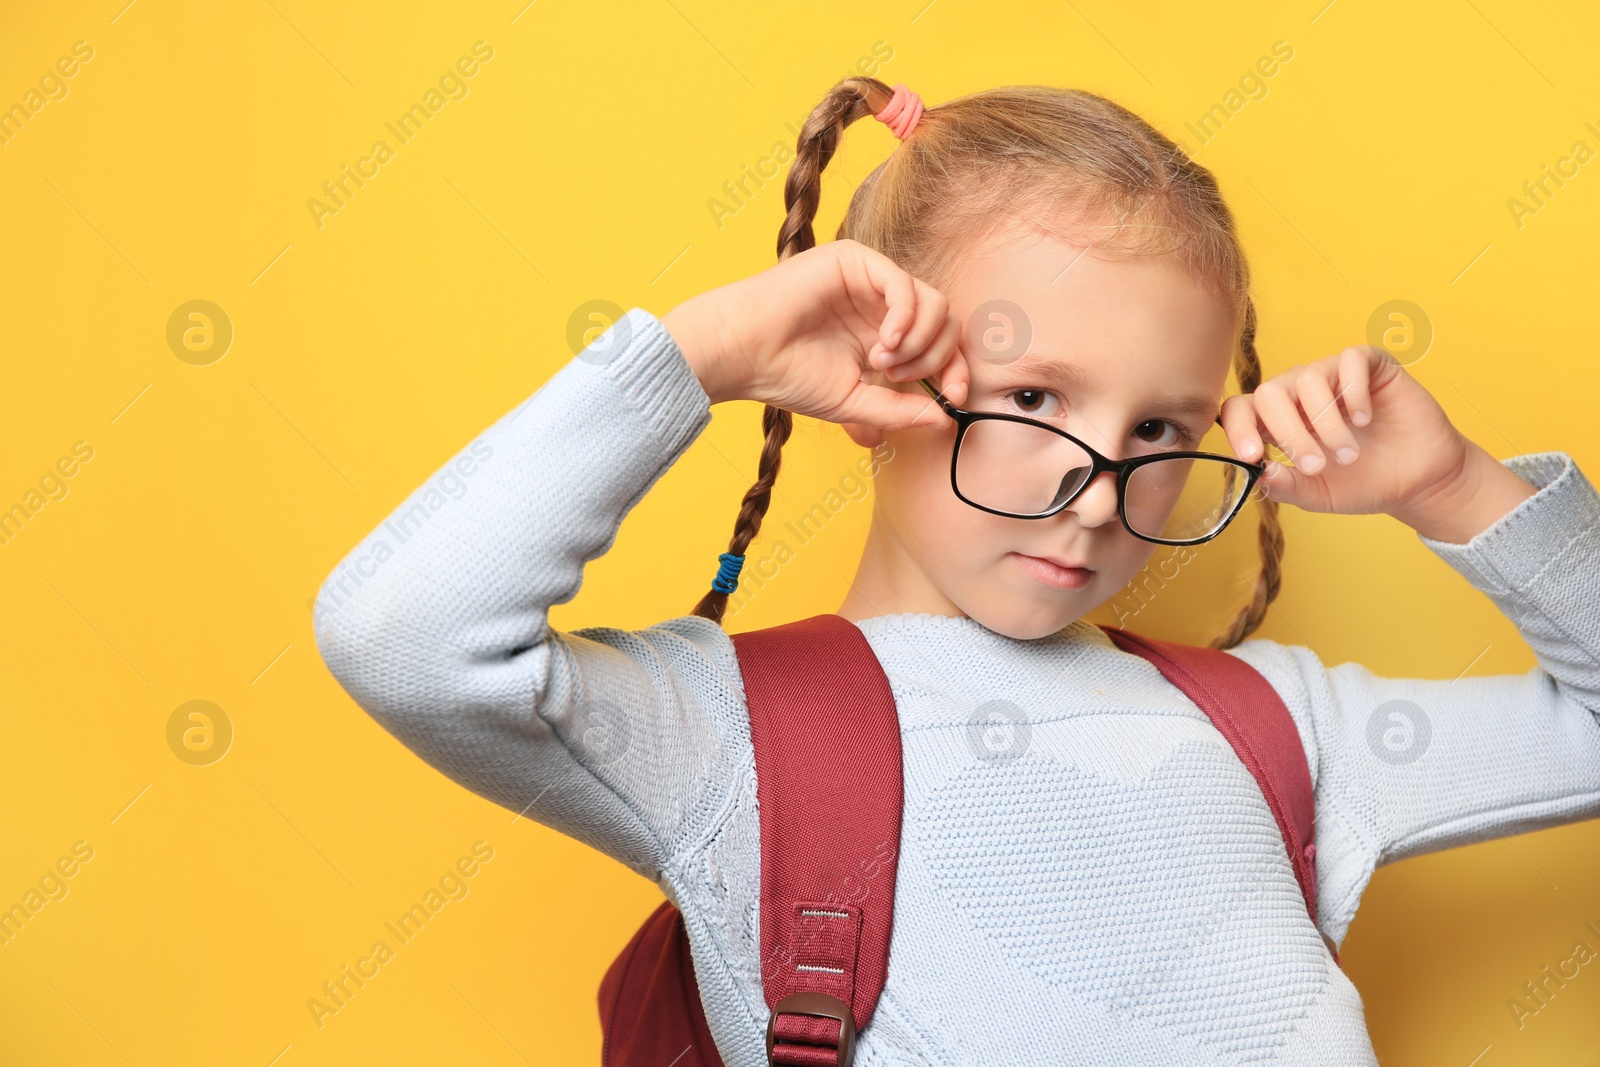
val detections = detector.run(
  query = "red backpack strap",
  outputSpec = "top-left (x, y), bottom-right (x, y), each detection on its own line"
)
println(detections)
top-left (1098, 625), bottom-right (1335, 964)
top-left (731, 613), bottom-right (903, 1067)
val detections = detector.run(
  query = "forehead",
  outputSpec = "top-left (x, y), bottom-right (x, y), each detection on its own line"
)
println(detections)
top-left (944, 220), bottom-right (1239, 398)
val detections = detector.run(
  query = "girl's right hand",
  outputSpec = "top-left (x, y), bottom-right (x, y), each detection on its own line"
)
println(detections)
top-left (660, 239), bottom-right (969, 445)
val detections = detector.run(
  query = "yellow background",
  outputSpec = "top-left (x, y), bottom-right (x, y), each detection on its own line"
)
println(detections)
top-left (3, 0), bottom-right (1598, 1063)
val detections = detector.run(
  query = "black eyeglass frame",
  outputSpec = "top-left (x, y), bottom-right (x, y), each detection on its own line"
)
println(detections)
top-left (913, 377), bottom-right (1267, 546)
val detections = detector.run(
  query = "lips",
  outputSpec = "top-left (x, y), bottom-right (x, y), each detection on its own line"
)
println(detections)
top-left (1010, 552), bottom-right (1095, 590)
top-left (1029, 553), bottom-right (1094, 572)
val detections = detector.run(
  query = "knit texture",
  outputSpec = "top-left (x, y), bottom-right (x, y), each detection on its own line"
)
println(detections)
top-left (314, 308), bottom-right (1600, 1066)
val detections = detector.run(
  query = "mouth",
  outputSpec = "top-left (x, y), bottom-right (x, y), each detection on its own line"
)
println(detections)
top-left (1009, 552), bottom-right (1095, 590)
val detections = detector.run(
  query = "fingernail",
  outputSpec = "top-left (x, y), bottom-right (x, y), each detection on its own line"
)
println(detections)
top-left (1302, 454), bottom-right (1324, 474)
top-left (1352, 410), bottom-right (1370, 426)
top-left (1336, 447), bottom-right (1357, 464)
top-left (1264, 460), bottom-right (1282, 477)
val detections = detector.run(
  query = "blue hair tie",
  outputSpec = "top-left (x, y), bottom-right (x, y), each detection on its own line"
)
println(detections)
top-left (711, 551), bottom-right (745, 594)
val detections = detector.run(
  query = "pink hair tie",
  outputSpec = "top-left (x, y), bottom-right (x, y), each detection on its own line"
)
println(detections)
top-left (874, 83), bottom-right (924, 141)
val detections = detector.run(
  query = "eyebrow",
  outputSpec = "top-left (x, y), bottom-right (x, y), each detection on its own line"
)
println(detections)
top-left (993, 357), bottom-right (1220, 425)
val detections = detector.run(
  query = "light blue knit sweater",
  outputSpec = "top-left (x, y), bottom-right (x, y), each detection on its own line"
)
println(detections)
top-left (313, 308), bottom-right (1600, 1066)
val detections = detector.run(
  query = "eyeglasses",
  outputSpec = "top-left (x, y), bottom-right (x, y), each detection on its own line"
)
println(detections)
top-left (914, 377), bottom-right (1266, 546)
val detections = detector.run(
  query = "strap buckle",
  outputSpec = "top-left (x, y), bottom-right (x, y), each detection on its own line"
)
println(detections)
top-left (766, 991), bottom-right (858, 1067)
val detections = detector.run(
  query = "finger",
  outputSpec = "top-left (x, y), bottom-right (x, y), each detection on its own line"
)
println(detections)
top-left (881, 280), bottom-right (950, 369)
top-left (855, 245), bottom-right (917, 358)
top-left (837, 379), bottom-right (952, 432)
top-left (1339, 346), bottom-right (1375, 427)
top-left (1296, 365), bottom-right (1361, 464)
top-left (1219, 394), bottom-right (1264, 462)
top-left (1259, 453), bottom-right (1313, 506)
top-left (935, 334), bottom-right (970, 406)
top-left (1252, 377), bottom-right (1327, 475)
top-left (885, 307), bottom-right (961, 383)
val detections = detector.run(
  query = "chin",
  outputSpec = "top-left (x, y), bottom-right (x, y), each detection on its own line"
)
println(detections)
top-left (962, 594), bottom-right (1086, 642)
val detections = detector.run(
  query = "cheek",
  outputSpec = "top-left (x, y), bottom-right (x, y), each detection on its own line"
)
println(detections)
top-left (874, 428), bottom-right (947, 522)
top-left (876, 429), bottom-right (1011, 555)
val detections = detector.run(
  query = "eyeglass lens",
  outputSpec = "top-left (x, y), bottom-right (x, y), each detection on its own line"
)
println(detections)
top-left (954, 418), bottom-right (1251, 541)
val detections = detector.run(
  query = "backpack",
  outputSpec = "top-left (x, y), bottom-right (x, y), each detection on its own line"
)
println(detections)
top-left (598, 614), bottom-right (1333, 1067)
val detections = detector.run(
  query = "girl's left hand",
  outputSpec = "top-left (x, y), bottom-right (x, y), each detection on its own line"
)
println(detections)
top-left (1217, 345), bottom-right (1472, 519)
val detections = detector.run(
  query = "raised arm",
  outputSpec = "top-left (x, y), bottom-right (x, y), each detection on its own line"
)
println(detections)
top-left (312, 308), bottom-right (747, 882)
top-left (313, 240), bottom-right (983, 883)
top-left (1228, 451), bottom-right (1600, 946)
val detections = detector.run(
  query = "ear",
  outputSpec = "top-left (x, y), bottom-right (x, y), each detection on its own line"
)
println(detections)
top-left (842, 421), bottom-right (885, 449)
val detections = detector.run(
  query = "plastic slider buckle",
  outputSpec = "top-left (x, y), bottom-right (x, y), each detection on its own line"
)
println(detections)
top-left (766, 991), bottom-right (858, 1067)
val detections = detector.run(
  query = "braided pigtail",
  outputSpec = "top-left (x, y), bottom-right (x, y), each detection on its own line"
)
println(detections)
top-left (690, 79), bottom-right (907, 625)
top-left (1209, 296), bottom-right (1285, 650)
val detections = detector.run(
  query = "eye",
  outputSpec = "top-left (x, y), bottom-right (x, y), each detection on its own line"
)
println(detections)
top-left (1133, 418), bottom-right (1196, 450)
top-left (1003, 388), bottom-right (1062, 418)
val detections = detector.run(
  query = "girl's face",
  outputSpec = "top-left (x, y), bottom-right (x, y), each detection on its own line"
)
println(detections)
top-left (842, 218), bottom-right (1242, 640)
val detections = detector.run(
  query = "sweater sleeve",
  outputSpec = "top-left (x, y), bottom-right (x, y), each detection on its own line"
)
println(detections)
top-left (311, 308), bottom-right (748, 884)
top-left (1225, 451), bottom-right (1600, 947)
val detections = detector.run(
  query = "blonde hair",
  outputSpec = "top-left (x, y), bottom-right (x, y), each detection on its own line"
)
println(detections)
top-left (691, 78), bottom-right (1281, 649)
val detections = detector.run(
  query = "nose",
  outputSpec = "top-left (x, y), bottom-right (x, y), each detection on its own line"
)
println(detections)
top-left (1064, 467), bottom-right (1121, 528)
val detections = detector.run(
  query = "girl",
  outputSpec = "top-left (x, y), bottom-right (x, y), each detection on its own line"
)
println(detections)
top-left (313, 79), bottom-right (1600, 1064)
